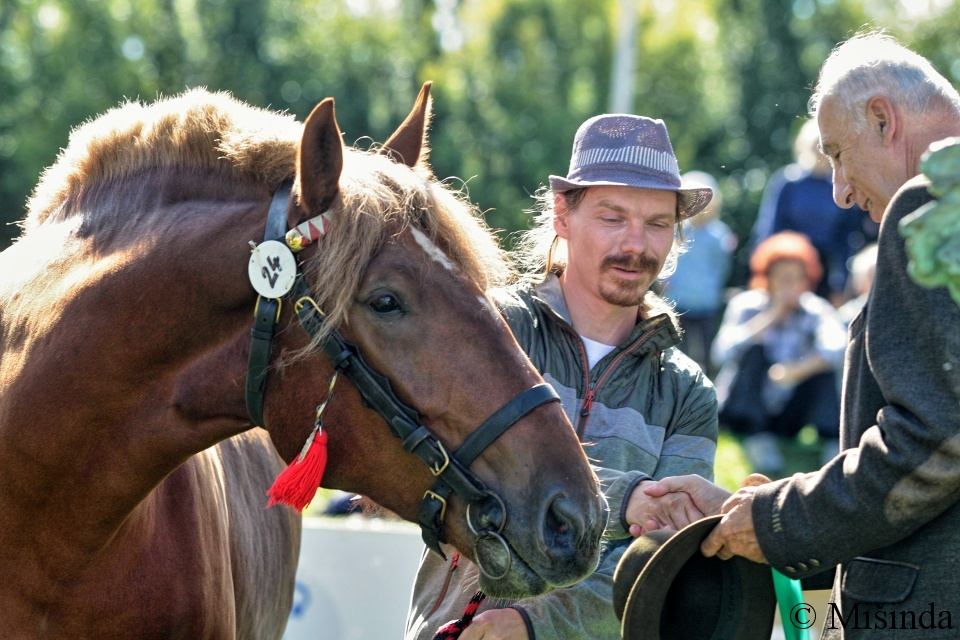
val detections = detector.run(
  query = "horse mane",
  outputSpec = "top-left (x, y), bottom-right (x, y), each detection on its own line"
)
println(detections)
top-left (24, 89), bottom-right (511, 344)
top-left (25, 88), bottom-right (301, 229)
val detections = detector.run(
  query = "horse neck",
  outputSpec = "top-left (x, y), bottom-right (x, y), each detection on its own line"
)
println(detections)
top-left (0, 168), bottom-right (271, 542)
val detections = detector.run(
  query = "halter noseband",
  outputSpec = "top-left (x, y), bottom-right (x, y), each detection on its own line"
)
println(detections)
top-left (245, 181), bottom-right (560, 569)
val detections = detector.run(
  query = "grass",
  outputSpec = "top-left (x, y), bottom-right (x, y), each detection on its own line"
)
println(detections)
top-left (715, 429), bottom-right (754, 492)
top-left (716, 425), bottom-right (828, 491)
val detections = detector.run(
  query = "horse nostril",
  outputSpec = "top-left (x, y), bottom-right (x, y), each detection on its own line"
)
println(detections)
top-left (542, 493), bottom-right (584, 557)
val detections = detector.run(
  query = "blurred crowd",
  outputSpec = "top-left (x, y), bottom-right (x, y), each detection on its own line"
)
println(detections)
top-left (663, 119), bottom-right (879, 478)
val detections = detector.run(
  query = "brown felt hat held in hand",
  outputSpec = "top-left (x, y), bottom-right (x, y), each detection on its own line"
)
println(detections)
top-left (613, 515), bottom-right (777, 640)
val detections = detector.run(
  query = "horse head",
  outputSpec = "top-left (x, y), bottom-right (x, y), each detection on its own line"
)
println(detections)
top-left (260, 84), bottom-right (605, 597)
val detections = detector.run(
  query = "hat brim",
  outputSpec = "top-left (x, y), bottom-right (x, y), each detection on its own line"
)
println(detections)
top-left (548, 175), bottom-right (713, 220)
top-left (615, 515), bottom-right (776, 640)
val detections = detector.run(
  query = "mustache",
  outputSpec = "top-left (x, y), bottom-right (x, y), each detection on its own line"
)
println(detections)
top-left (601, 253), bottom-right (660, 273)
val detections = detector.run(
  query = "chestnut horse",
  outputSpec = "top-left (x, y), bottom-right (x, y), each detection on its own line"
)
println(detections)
top-left (0, 85), bottom-right (604, 639)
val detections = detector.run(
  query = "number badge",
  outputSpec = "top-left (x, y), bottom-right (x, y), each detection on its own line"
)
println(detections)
top-left (248, 240), bottom-right (297, 298)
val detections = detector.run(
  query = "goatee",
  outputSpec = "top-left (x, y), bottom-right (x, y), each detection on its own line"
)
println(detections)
top-left (599, 253), bottom-right (660, 307)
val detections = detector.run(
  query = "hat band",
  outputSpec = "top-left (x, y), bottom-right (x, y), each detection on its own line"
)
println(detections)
top-left (571, 145), bottom-right (679, 178)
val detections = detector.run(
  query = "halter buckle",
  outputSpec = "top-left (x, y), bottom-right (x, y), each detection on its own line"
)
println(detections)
top-left (254, 295), bottom-right (282, 323)
top-left (423, 489), bottom-right (448, 522)
top-left (430, 441), bottom-right (450, 476)
top-left (295, 295), bottom-right (323, 317)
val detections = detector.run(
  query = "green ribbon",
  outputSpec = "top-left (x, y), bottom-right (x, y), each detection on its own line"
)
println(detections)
top-left (772, 569), bottom-right (810, 640)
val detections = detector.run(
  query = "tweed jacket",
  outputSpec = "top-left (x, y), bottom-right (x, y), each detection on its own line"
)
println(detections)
top-left (751, 176), bottom-right (960, 639)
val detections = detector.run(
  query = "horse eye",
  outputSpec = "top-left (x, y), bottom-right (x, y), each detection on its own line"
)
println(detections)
top-left (369, 293), bottom-right (402, 314)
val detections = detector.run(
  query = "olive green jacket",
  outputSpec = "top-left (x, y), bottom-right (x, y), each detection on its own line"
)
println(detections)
top-left (405, 275), bottom-right (718, 640)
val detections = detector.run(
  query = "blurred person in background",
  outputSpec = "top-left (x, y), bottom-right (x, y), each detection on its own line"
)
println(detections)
top-left (663, 170), bottom-right (737, 377)
top-left (837, 242), bottom-right (877, 327)
top-left (751, 119), bottom-right (878, 305)
top-left (711, 231), bottom-right (845, 476)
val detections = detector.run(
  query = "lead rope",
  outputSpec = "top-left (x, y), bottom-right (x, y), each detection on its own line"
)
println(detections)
top-left (432, 589), bottom-right (487, 640)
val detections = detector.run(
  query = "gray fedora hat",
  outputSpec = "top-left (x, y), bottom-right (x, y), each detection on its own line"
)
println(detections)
top-left (549, 114), bottom-right (714, 219)
top-left (613, 515), bottom-right (776, 640)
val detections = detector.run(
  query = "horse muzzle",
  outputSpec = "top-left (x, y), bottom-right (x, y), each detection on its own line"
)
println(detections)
top-left (473, 487), bottom-right (606, 598)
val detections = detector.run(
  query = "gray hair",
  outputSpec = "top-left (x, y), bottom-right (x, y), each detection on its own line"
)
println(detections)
top-left (511, 186), bottom-right (687, 285)
top-left (809, 31), bottom-right (960, 128)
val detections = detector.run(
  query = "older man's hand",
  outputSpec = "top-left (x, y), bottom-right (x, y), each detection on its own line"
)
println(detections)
top-left (700, 484), bottom-right (768, 564)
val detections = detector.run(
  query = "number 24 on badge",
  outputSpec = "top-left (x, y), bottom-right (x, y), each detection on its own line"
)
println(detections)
top-left (248, 240), bottom-right (297, 298)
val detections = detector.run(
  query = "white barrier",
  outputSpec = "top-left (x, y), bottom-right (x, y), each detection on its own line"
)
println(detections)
top-left (284, 516), bottom-right (425, 640)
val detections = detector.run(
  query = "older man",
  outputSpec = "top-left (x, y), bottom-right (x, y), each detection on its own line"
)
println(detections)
top-left (641, 32), bottom-right (960, 639)
top-left (405, 114), bottom-right (718, 640)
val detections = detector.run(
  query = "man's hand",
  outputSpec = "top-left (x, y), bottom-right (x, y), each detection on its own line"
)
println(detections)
top-left (459, 607), bottom-right (528, 640)
top-left (638, 474), bottom-right (732, 530)
top-left (624, 479), bottom-right (706, 537)
top-left (634, 474), bottom-right (771, 537)
top-left (700, 486), bottom-right (768, 564)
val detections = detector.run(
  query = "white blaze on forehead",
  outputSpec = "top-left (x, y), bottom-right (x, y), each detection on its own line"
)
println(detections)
top-left (410, 227), bottom-right (456, 273)
top-left (410, 227), bottom-right (496, 319)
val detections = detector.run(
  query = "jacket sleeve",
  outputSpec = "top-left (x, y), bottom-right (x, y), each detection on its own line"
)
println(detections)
top-left (595, 466), bottom-right (649, 540)
top-left (652, 366), bottom-right (718, 481)
top-left (751, 181), bottom-right (960, 576)
top-left (601, 360), bottom-right (718, 539)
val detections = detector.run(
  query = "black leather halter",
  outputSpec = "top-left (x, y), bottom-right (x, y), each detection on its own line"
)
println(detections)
top-left (245, 181), bottom-right (560, 568)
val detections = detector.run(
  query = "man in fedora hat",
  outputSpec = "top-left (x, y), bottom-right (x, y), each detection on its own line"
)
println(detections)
top-left (635, 32), bottom-right (960, 639)
top-left (404, 114), bottom-right (719, 639)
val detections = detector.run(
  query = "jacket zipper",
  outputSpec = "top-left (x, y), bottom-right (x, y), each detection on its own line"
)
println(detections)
top-left (425, 552), bottom-right (460, 619)
top-left (574, 325), bottom-right (660, 439)
top-left (573, 337), bottom-right (594, 439)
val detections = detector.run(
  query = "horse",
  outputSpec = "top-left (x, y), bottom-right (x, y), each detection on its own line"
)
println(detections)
top-left (0, 84), bottom-right (605, 639)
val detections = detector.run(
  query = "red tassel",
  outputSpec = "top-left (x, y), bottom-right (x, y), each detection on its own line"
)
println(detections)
top-left (266, 426), bottom-right (328, 511)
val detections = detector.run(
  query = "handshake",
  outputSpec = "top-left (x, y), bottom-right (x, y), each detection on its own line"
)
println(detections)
top-left (624, 473), bottom-right (772, 564)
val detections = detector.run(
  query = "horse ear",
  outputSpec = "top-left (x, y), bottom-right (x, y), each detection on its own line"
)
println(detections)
top-left (296, 98), bottom-right (343, 217)
top-left (382, 81), bottom-right (433, 168)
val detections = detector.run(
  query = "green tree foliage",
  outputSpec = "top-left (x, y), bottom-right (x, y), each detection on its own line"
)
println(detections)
top-left (0, 0), bottom-right (437, 245)
top-left (425, 0), bottom-right (613, 235)
top-left (2, 0), bottom-right (960, 288)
